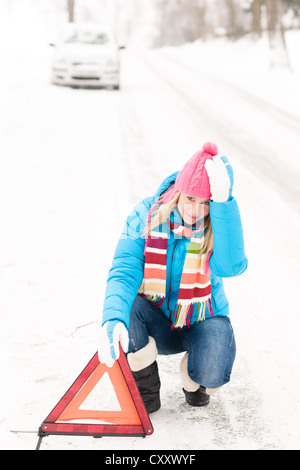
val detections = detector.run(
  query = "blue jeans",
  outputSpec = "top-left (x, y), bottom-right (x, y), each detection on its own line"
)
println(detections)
top-left (128, 295), bottom-right (236, 389)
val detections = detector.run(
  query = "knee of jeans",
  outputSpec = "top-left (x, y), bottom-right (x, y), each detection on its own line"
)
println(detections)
top-left (189, 359), bottom-right (233, 390)
top-left (130, 295), bottom-right (153, 321)
top-left (130, 295), bottom-right (143, 319)
top-left (131, 295), bottom-right (145, 311)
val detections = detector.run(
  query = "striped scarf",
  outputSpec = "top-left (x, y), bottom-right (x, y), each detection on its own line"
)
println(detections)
top-left (138, 208), bottom-right (213, 328)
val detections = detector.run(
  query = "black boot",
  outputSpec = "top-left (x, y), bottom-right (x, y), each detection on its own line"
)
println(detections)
top-left (183, 386), bottom-right (210, 407)
top-left (132, 361), bottom-right (161, 414)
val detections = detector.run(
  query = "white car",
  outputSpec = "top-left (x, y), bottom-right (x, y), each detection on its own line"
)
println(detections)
top-left (51, 24), bottom-right (121, 89)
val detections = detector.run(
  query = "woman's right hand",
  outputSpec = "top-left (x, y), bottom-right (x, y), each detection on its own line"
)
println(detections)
top-left (98, 320), bottom-right (129, 367)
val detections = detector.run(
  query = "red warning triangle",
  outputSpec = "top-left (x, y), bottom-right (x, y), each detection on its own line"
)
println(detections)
top-left (37, 348), bottom-right (153, 446)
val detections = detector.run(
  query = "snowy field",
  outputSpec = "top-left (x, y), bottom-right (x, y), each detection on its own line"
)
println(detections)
top-left (0, 29), bottom-right (300, 450)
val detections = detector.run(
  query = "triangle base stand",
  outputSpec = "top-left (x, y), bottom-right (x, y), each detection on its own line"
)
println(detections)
top-left (36, 349), bottom-right (153, 449)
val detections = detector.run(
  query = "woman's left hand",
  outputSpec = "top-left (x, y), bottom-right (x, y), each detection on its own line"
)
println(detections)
top-left (205, 155), bottom-right (234, 202)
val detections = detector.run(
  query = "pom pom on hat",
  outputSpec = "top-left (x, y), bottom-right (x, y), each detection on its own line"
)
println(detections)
top-left (202, 141), bottom-right (218, 157)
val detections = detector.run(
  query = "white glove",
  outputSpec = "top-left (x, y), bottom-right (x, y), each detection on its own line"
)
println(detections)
top-left (205, 155), bottom-right (234, 203)
top-left (98, 320), bottom-right (129, 368)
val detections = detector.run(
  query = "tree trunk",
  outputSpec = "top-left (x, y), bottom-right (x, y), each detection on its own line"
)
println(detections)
top-left (264, 0), bottom-right (290, 69)
top-left (67, 0), bottom-right (75, 23)
top-left (195, 0), bottom-right (208, 41)
top-left (225, 0), bottom-right (237, 39)
top-left (252, 0), bottom-right (262, 38)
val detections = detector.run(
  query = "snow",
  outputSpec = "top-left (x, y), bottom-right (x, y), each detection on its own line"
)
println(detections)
top-left (1, 12), bottom-right (300, 450)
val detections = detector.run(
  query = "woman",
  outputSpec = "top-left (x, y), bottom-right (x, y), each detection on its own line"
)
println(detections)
top-left (98, 142), bottom-right (247, 413)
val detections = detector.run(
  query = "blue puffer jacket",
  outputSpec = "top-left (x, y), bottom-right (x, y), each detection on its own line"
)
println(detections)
top-left (102, 173), bottom-right (248, 329)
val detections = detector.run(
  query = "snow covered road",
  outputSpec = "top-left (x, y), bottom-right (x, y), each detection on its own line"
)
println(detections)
top-left (1, 46), bottom-right (299, 450)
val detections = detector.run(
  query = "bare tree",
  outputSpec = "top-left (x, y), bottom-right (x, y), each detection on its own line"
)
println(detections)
top-left (264, 0), bottom-right (290, 68)
top-left (187, 0), bottom-right (209, 41)
top-left (223, 0), bottom-right (250, 39)
top-left (252, 0), bottom-right (262, 38)
top-left (225, 0), bottom-right (238, 39)
top-left (67, 0), bottom-right (75, 23)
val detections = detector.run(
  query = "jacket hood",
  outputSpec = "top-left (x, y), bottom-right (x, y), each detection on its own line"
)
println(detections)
top-left (153, 172), bottom-right (179, 201)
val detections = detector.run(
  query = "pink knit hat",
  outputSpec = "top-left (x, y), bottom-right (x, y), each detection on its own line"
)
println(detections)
top-left (162, 142), bottom-right (218, 202)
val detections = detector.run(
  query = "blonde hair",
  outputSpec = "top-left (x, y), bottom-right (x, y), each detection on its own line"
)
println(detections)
top-left (145, 192), bottom-right (214, 257)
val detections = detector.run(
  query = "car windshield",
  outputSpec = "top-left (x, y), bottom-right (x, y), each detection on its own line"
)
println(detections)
top-left (64, 30), bottom-right (109, 45)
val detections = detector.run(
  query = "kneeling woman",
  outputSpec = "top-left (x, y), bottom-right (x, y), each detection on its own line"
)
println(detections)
top-left (99, 142), bottom-right (248, 413)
